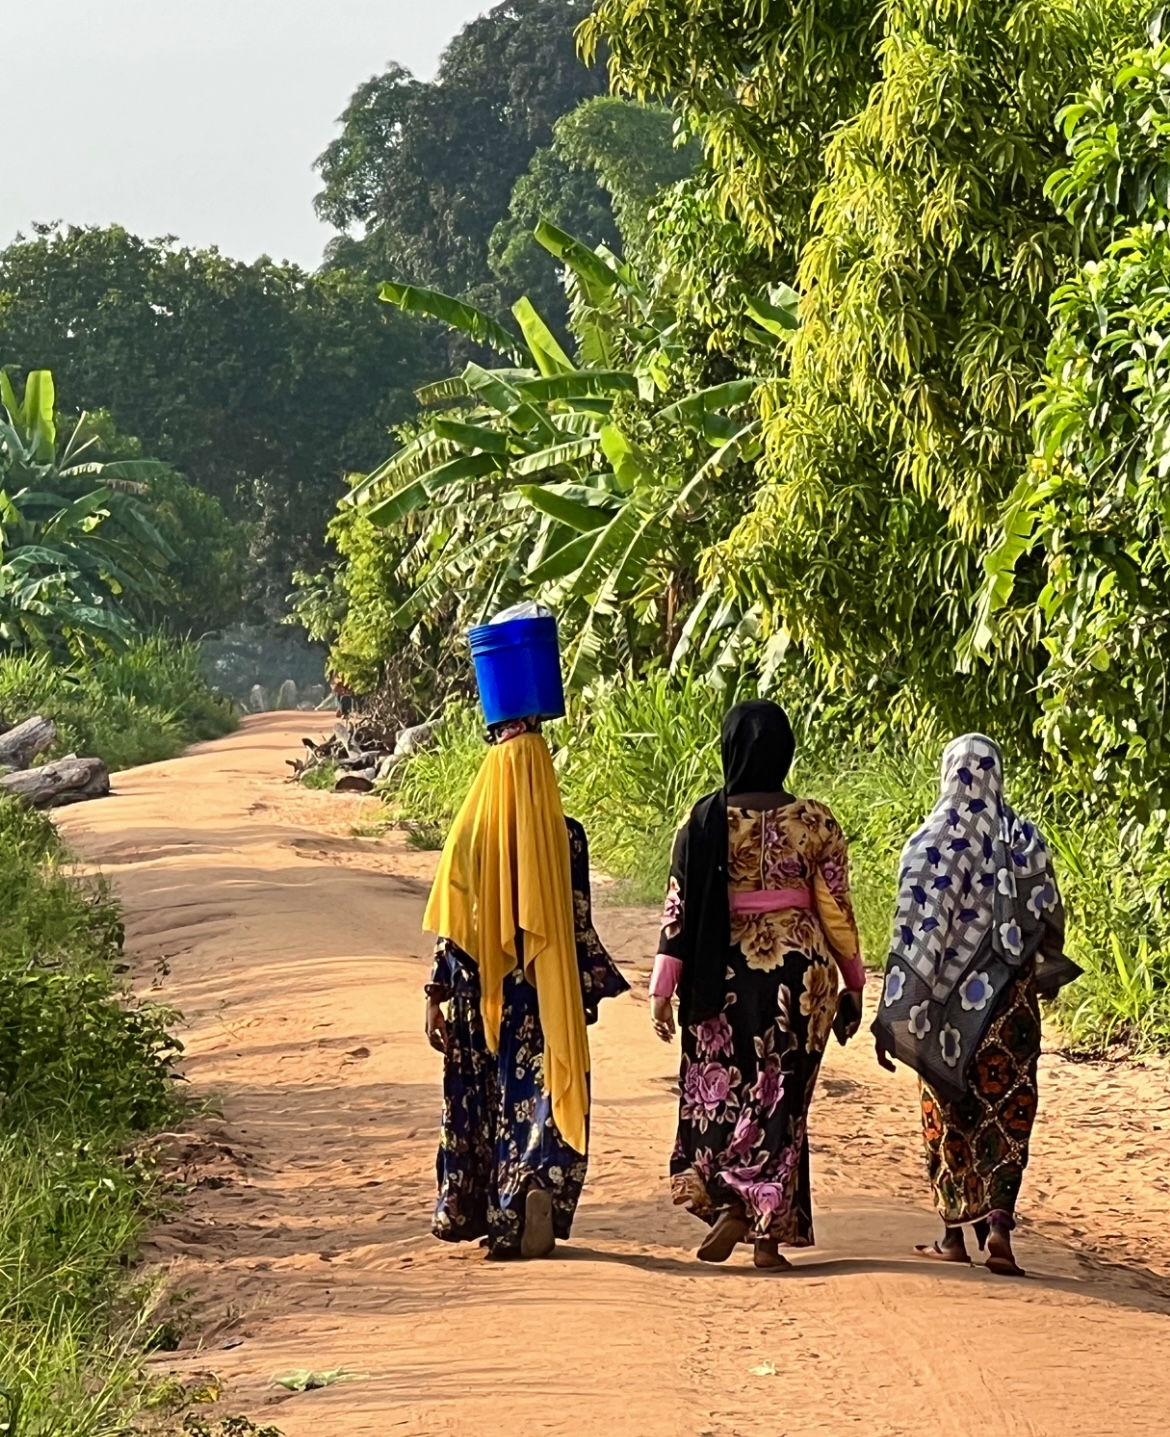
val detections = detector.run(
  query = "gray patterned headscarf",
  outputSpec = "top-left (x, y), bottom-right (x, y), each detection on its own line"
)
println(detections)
top-left (871, 734), bottom-right (1062, 1098)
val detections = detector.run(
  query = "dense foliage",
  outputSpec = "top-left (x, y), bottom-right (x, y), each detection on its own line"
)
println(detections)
top-left (316, 0), bottom-right (608, 330)
top-left (0, 226), bottom-right (434, 616)
top-left (312, 1), bottom-right (1170, 1051)
top-left (0, 800), bottom-right (180, 1432)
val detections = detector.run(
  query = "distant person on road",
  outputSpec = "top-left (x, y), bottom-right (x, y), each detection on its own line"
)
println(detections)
top-left (422, 714), bottom-right (628, 1260)
top-left (871, 733), bottom-right (1078, 1277)
top-left (650, 700), bottom-right (866, 1269)
top-left (329, 674), bottom-right (355, 719)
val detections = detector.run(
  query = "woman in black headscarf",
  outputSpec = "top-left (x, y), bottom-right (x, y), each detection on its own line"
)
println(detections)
top-left (650, 701), bottom-right (866, 1267)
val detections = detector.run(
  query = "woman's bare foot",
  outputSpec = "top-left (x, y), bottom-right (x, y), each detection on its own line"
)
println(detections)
top-left (915, 1226), bottom-right (971, 1264)
top-left (697, 1207), bottom-right (749, 1263)
top-left (753, 1239), bottom-right (792, 1271)
top-left (985, 1221), bottom-right (1025, 1277)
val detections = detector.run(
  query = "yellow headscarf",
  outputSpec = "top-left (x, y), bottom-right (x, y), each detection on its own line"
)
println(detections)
top-left (422, 730), bottom-right (589, 1153)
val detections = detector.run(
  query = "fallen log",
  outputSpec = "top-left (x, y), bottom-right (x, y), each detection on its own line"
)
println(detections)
top-left (0, 716), bottom-right (57, 771)
top-left (0, 756), bottom-right (110, 808)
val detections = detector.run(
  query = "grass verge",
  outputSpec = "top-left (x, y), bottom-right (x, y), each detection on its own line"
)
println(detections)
top-left (0, 636), bottom-right (237, 774)
top-left (0, 798), bottom-right (182, 1434)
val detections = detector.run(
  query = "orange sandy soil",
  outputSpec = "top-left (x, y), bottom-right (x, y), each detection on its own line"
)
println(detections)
top-left (57, 714), bottom-right (1170, 1437)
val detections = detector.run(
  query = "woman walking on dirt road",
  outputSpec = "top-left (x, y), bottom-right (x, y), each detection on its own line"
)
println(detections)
top-left (650, 700), bottom-right (866, 1268)
top-left (872, 733), bottom-right (1078, 1277)
top-left (422, 712), bottom-right (628, 1261)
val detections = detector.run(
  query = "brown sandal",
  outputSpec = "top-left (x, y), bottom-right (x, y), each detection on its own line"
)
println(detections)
top-left (985, 1232), bottom-right (1025, 1277)
top-left (915, 1241), bottom-right (971, 1265)
top-left (697, 1209), bottom-right (749, 1263)
top-left (753, 1240), bottom-right (792, 1271)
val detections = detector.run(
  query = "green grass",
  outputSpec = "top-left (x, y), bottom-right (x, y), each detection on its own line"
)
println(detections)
top-left (0, 799), bottom-right (183, 1434)
top-left (299, 762), bottom-right (337, 791)
top-left (390, 673), bottom-right (1170, 1052)
top-left (0, 636), bottom-right (237, 774)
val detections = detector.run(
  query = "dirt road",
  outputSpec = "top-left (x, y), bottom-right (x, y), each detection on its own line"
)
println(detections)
top-left (58, 715), bottom-right (1170, 1436)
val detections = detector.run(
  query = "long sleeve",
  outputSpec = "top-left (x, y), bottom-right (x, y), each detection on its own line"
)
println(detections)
top-left (649, 826), bottom-right (689, 999)
top-left (813, 810), bottom-right (866, 992)
top-left (566, 818), bottom-right (629, 1022)
top-left (427, 938), bottom-right (456, 1000)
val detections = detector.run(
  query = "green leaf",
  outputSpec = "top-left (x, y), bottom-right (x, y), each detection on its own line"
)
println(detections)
top-left (379, 282), bottom-right (526, 363)
top-left (513, 371), bottom-right (638, 401)
top-left (599, 424), bottom-right (650, 488)
top-left (526, 529), bottom-right (598, 583)
top-left (415, 375), bottom-right (471, 405)
top-left (462, 365), bottom-right (557, 438)
top-left (366, 452), bottom-right (503, 527)
top-left (510, 438), bottom-right (599, 476)
top-left (516, 483), bottom-right (615, 531)
top-left (22, 370), bottom-right (57, 460)
top-left (657, 380), bottom-right (758, 442)
top-left (431, 419), bottom-right (510, 454)
top-left (512, 297), bottom-right (574, 376)
top-left (745, 284), bottom-right (801, 337)
top-left (534, 222), bottom-right (622, 305)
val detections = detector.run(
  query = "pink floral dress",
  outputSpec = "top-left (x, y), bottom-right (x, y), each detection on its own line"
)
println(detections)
top-left (657, 800), bottom-right (862, 1245)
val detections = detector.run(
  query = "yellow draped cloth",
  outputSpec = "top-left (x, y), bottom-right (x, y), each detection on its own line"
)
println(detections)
top-left (422, 731), bottom-right (590, 1154)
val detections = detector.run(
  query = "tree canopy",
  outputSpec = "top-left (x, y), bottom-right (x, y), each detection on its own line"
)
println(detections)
top-left (0, 225), bottom-right (435, 617)
top-left (315, 0), bottom-right (607, 323)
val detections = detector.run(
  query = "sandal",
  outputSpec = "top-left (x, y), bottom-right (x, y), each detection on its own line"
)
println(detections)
top-left (753, 1240), bottom-right (792, 1271)
top-left (520, 1188), bottom-right (556, 1260)
top-left (915, 1241), bottom-right (971, 1265)
top-left (985, 1232), bottom-right (1025, 1277)
top-left (697, 1208), bottom-right (749, 1263)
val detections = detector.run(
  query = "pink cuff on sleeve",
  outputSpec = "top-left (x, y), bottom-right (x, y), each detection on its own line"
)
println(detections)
top-left (649, 953), bottom-right (683, 999)
top-left (835, 954), bottom-right (867, 993)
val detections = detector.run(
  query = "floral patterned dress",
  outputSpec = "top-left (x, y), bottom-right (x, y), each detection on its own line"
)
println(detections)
top-left (919, 965), bottom-right (1042, 1226)
top-left (658, 800), bottom-right (862, 1245)
top-left (429, 818), bottom-right (628, 1256)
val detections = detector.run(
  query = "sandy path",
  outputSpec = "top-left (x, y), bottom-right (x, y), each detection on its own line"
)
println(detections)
top-left (57, 714), bottom-right (1170, 1437)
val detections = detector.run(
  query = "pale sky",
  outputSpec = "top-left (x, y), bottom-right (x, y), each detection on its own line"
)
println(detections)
top-left (0, 0), bottom-right (492, 270)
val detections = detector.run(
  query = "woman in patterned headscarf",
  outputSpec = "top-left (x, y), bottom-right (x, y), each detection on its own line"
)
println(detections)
top-left (872, 734), bottom-right (1078, 1276)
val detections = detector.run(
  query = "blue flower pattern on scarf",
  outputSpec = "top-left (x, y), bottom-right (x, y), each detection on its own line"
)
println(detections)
top-left (872, 734), bottom-right (1063, 1097)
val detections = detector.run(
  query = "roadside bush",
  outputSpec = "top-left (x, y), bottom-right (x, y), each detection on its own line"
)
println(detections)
top-left (0, 637), bottom-right (236, 773)
top-left (0, 799), bottom-right (180, 1432)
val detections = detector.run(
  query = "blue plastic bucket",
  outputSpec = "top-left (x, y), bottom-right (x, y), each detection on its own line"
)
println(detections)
top-left (468, 614), bottom-right (566, 725)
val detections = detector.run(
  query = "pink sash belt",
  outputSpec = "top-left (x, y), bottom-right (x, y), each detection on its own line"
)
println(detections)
top-left (729, 886), bottom-right (812, 914)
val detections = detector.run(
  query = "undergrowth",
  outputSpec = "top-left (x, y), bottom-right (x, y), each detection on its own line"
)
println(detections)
top-left (0, 799), bottom-right (183, 1434)
top-left (0, 636), bottom-right (236, 773)
top-left (388, 674), bottom-right (1170, 1052)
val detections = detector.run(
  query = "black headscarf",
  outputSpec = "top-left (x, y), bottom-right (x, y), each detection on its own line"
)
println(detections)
top-left (676, 701), bottom-right (797, 1026)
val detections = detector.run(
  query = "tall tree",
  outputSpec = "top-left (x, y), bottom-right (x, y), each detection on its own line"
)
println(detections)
top-left (588, 0), bottom-right (1148, 743)
top-left (0, 225), bottom-right (435, 616)
top-left (489, 96), bottom-right (698, 310)
top-left (315, 0), bottom-right (607, 323)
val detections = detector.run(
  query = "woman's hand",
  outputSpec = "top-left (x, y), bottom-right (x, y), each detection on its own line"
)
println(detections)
top-left (425, 999), bottom-right (448, 1054)
top-left (834, 989), bottom-right (863, 1045)
top-left (874, 1035), bottom-right (897, 1073)
top-left (651, 994), bottom-right (676, 1043)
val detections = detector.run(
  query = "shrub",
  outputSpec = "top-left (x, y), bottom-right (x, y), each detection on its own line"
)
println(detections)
top-left (0, 637), bottom-right (236, 773)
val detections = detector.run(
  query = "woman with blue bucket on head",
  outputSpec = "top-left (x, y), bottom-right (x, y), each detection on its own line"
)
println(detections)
top-left (422, 605), bottom-right (628, 1260)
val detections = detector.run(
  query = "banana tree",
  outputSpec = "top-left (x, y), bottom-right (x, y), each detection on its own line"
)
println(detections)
top-left (348, 225), bottom-right (786, 683)
top-left (0, 368), bottom-right (172, 652)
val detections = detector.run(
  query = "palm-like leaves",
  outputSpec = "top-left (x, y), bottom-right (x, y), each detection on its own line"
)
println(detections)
top-left (0, 369), bottom-right (172, 653)
top-left (350, 230), bottom-right (768, 682)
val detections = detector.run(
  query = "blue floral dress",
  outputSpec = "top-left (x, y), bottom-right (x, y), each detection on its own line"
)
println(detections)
top-left (428, 818), bottom-right (628, 1256)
